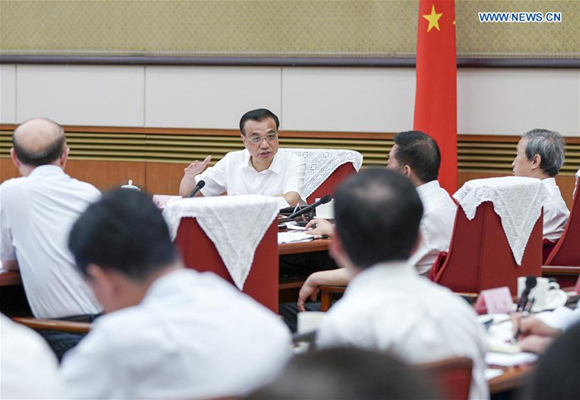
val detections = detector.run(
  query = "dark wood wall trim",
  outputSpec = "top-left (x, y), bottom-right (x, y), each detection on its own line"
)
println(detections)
top-left (1, 55), bottom-right (579, 69)
top-left (1, 125), bottom-right (577, 143)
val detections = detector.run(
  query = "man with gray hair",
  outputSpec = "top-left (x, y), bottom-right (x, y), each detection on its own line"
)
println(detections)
top-left (512, 128), bottom-right (569, 241)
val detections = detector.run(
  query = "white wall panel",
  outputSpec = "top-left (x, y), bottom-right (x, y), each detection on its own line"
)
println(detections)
top-left (458, 69), bottom-right (580, 137)
top-left (0, 65), bottom-right (17, 124)
top-left (145, 66), bottom-right (281, 129)
top-left (282, 67), bottom-right (416, 133)
top-left (16, 65), bottom-right (145, 126)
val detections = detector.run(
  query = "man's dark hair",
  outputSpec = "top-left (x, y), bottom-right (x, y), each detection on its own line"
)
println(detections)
top-left (239, 108), bottom-right (280, 136)
top-left (68, 189), bottom-right (178, 281)
top-left (12, 123), bottom-right (66, 167)
top-left (248, 347), bottom-right (436, 400)
top-left (393, 130), bottom-right (441, 183)
top-left (334, 168), bottom-right (423, 268)
top-left (526, 322), bottom-right (580, 400)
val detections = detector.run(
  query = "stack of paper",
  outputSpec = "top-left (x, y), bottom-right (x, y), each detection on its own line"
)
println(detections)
top-left (278, 231), bottom-right (315, 244)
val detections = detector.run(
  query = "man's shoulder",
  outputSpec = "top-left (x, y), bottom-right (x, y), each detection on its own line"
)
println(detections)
top-left (277, 149), bottom-right (305, 162)
top-left (0, 176), bottom-right (27, 192)
top-left (221, 149), bottom-right (247, 162)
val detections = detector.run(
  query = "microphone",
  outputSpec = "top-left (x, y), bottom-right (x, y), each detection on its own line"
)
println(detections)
top-left (517, 276), bottom-right (537, 312)
top-left (287, 195), bottom-right (332, 219)
top-left (187, 180), bottom-right (205, 198)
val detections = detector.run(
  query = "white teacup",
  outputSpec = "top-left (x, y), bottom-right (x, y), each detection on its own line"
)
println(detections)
top-left (315, 198), bottom-right (335, 219)
top-left (517, 277), bottom-right (561, 312)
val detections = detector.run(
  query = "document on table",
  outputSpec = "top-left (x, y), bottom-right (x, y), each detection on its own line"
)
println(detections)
top-left (278, 231), bottom-right (316, 244)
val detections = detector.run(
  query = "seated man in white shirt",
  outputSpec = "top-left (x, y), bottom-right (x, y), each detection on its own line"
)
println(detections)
top-left (61, 189), bottom-right (291, 399)
top-left (512, 128), bottom-right (569, 242)
top-left (179, 108), bottom-right (306, 208)
top-left (0, 313), bottom-right (65, 399)
top-left (290, 131), bottom-right (456, 320)
top-left (315, 169), bottom-right (488, 400)
top-left (0, 118), bottom-right (102, 359)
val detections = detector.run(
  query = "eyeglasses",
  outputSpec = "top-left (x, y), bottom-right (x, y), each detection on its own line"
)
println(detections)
top-left (247, 133), bottom-right (278, 144)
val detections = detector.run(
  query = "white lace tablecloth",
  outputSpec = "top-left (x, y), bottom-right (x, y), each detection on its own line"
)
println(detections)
top-left (162, 195), bottom-right (279, 290)
top-left (281, 149), bottom-right (363, 200)
top-left (453, 177), bottom-right (550, 265)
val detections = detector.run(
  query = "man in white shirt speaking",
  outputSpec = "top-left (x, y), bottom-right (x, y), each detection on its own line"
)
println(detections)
top-left (0, 118), bottom-right (102, 359)
top-left (315, 168), bottom-right (488, 400)
top-left (61, 189), bottom-right (291, 399)
top-left (179, 108), bottom-right (306, 208)
top-left (512, 129), bottom-right (569, 242)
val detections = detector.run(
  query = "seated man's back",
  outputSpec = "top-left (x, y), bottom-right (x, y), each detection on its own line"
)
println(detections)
top-left (0, 313), bottom-right (65, 399)
top-left (61, 188), bottom-right (291, 399)
top-left (0, 118), bottom-right (101, 320)
top-left (315, 168), bottom-right (488, 400)
top-left (63, 268), bottom-right (291, 399)
top-left (317, 264), bottom-right (487, 399)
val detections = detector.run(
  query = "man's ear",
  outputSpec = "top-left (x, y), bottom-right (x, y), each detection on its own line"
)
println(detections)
top-left (59, 147), bottom-right (70, 169)
top-left (10, 148), bottom-right (21, 169)
top-left (329, 229), bottom-right (356, 271)
top-left (409, 232), bottom-right (422, 257)
top-left (86, 264), bottom-right (116, 295)
top-left (530, 154), bottom-right (542, 170)
top-left (403, 165), bottom-right (412, 177)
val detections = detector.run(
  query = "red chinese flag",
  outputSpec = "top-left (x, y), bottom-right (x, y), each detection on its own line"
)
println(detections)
top-left (414, 0), bottom-right (457, 193)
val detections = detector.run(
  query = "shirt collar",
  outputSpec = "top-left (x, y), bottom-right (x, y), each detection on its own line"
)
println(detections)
top-left (239, 149), bottom-right (281, 174)
top-left (28, 164), bottom-right (66, 178)
top-left (143, 268), bottom-right (195, 302)
top-left (348, 260), bottom-right (418, 293)
top-left (416, 180), bottom-right (441, 202)
top-left (542, 177), bottom-right (557, 189)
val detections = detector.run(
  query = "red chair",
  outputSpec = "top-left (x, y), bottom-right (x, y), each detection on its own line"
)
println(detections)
top-left (306, 162), bottom-right (357, 204)
top-left (545, 175), bottom-right (580, 267)
top-left (430, 202), bottom-right (543, 295)
top-left (174, 218), bottom-right (279, 313)
top-left (418, 357), bottom-right (473, 400)
top-left (281, 149), bottom-right (361, 204)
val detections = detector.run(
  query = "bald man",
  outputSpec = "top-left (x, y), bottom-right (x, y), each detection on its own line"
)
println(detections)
top-left (0, 118), bottom-right (102, 360)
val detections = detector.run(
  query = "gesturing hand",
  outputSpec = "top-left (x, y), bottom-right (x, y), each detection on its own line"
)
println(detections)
top-left (179, 155), bottom-right (211, 196)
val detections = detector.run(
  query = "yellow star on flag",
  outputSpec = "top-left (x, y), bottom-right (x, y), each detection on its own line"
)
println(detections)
top-left (423, 5), bottom-right (443, 32)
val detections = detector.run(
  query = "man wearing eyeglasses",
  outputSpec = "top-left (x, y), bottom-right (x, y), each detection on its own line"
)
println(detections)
top-left (179, 108), bottom-right (305, 208)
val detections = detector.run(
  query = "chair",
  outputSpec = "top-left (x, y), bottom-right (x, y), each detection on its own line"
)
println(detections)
top-left (174, 218), bottom-right (279, 312)
top-left (418, 357), bottom-right (473, 400)
top-left (431, 202), bottom-right (543, 295)
top-left (305, 162), bottom-right (357, 204)
top-left (13, 317), bottom-right (91, 334)
top-left (280, 149), bottom-right (362, 203)
top-left (544, 174), bottom-right (580, 266)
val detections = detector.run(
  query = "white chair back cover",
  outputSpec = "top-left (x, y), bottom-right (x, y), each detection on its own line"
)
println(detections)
top-left (453, 177), bottom-right (550, 265)
top-left (280, 149), bottom-right (363, 200)
top-left (163, 195), bottom-right (279, 290)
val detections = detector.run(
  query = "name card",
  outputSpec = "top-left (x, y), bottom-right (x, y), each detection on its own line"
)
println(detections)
top-left (474, 287), bottom-right (513, 315)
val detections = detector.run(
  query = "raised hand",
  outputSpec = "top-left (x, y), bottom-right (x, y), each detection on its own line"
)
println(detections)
top-left (179, 155), bottom-right (211, 197)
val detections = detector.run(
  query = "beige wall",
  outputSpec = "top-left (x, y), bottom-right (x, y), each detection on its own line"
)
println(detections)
top-left (1, 65), bottom-right (578, 137)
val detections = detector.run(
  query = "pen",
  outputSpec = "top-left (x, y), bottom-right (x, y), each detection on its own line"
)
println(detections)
top-left (513, 298), bottom-right (535, 342)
